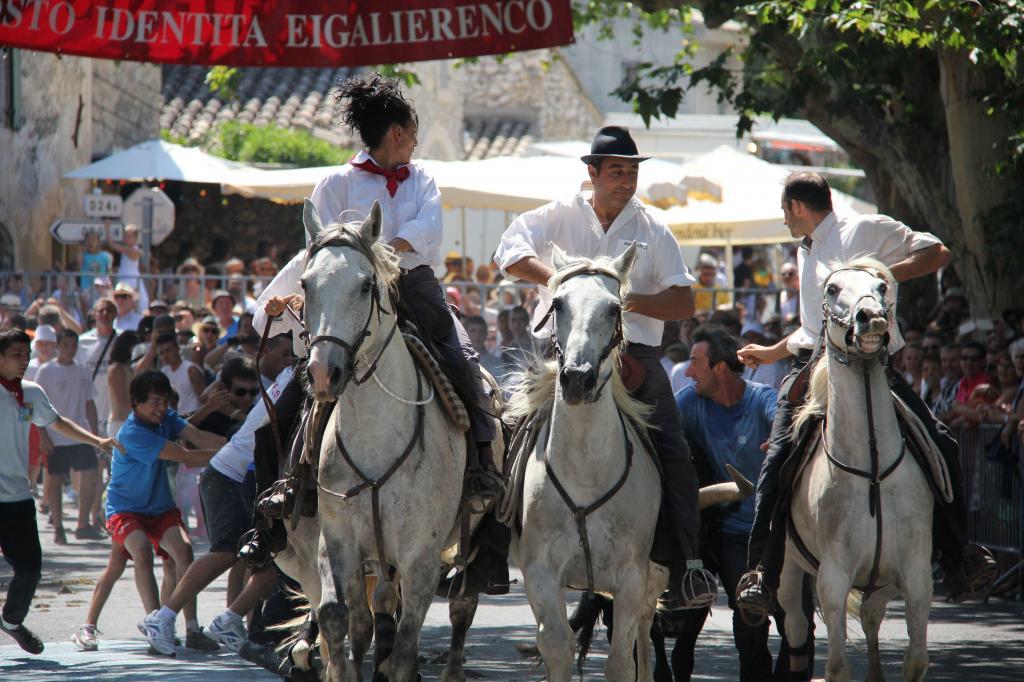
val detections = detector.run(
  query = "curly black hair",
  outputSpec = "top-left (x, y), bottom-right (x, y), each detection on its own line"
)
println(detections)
top-left (335, 72), bottom-right (416, 149)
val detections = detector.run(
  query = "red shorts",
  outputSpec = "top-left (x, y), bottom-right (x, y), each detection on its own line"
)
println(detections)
top-left (106, 508), bottom-right (185, 561)
top-left (28, 425), bottom-right (44, 469)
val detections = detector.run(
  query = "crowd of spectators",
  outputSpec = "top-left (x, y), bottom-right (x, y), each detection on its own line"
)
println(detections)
top-left (2, 230), bottom-right (1022, 656)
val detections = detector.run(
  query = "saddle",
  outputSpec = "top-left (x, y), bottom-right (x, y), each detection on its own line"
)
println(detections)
top-left (402, 330), bottom-right (470, 432)
top-left (779, 394), bottom-right (953, 515)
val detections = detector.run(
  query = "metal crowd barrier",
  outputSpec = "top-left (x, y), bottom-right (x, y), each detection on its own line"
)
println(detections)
top-left (957, 424), bottom-right (1023, 598)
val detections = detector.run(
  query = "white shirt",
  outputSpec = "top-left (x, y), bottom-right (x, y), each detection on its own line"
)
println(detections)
top-left (252, 251), bottom-right (308, 358)
top-left (209, 366), bottom-right (293, 483)
top-left (161, 360), bottom-right (202, 415)
top-left (494, 193), bottom-right (696, 347)
top-left (77, 329), bottom-right (115, 426)
top-left (0, 381), bottom-right (58, 502)
top-left (787, 212), bottom-right (942, 355)
top-left (310, 150), bottom-right (443, 270)
top-left (33, 359), bottom-right (96, 447)
top-left (114, 310), bottom-right (142, 332)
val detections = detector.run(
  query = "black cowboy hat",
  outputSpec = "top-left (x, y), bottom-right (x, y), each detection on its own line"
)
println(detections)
top-left (580, 125), bottom-right (650, 165)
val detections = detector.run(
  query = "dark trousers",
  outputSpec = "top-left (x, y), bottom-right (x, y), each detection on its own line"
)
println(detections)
top-left (748, 353), bottom-right (970, 580)
top-left (397, 266), bottom-right (495, 444)
top-left (665, 532), bottom-right (815, 681)
top-left (0, 499), bottom-right (42, 625)
top-left (627, 344), bottom-right (700, 563)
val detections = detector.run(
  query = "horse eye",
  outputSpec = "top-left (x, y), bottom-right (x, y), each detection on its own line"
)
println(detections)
top-left (609, 303), bottom-right (621, 317)
top-left (878, 282), bottom-right (888, 296)
top-left (361, 280), bottom-right (373, 294)
top-left (299, 279), bottom-right (307, 290)
top-left (552, 299), bottom-right (563, 311)
top-left (826, 284), bottom-right (838, 297)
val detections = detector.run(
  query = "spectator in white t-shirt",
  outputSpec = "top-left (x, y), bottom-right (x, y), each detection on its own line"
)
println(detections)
top-left (25, 325), bottom-right (57, 382)
top-left (156, 333), bottom-right (204, 416)
top-left (34, 329), bottom-right (104, 543)
top-left (112, 283), bottom-right (143, 332)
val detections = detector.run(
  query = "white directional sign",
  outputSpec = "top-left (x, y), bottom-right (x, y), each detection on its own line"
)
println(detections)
top-left (50, 220), bottom-right (123, 245)
top-left (122, 187), bottom-right (175, 246)
top-left (82, 194), bottom-right (123, 219)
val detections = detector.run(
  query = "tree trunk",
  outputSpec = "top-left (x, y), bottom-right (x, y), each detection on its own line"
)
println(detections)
top-left (938, 49), bottom-right (1017, 318)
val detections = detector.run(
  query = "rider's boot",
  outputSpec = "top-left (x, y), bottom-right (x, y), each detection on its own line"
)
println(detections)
top-left (255, 472), bottom-right (317, 521)
top-left (237, 521), bottom-right (288, 568)
top-left (657, 560), bottom-right (719, 612)
top-left (735, 565), bottom-right (775, 626)
top-left (462, 441), bottom-right (504, 505)
top-left (944, 543), bottom-right (998, 602)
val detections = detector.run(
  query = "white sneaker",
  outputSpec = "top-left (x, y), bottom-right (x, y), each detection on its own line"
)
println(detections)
top-left (206, 612), bottom-right (248, 653)
top-left (137, 610), bottom-right (176, 656)
top-left (71, 624), bottom-right (98, 651)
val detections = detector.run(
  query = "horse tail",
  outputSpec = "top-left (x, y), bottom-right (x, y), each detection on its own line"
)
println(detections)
top-left (846, 588), bottom-right (864, 622)
top-left (569, 593), bottom-right (613, 676)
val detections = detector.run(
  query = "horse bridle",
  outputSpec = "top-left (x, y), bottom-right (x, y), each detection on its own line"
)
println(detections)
top-left (303, 236), bottom-right (396, 387)
top-left (533, 267), bottom-right (625, 396)
top-left (820, 267), bottom-right (893, 367)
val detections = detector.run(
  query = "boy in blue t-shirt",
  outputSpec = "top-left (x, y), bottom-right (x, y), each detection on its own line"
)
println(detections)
top-left (0, 329), bottom-right (120, 655)
top-left (100, 370), bottom-right (224, 653)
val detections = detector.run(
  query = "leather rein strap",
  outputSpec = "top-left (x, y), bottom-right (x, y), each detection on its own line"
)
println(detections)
top-left (544, 409), bottom-right (634, 598)
top-left (789, 363), bottom-right (906, 597)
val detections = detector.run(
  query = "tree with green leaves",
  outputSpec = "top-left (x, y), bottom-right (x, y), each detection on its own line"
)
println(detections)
top-left (588, 0), bottom-right (1023, 319)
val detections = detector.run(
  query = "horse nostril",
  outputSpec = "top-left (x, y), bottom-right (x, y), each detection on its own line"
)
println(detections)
top-left (856, 309), bottom-right (869, 324)
top-left (330, 366), bottom-right (341, 385)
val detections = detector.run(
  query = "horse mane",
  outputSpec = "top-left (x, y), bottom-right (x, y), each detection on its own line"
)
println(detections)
top-left (504, 253), bottom-right (649, 431)
top-left (791, 256), bottom-right (896, 435)
top-left (306, 220), bottom-right (402, 293)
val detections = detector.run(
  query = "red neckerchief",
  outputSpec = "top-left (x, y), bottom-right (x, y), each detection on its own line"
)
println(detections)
top-left (0, 377), bottom-right (24, 407)
top-left (350, 158), bottom-right (411, 197)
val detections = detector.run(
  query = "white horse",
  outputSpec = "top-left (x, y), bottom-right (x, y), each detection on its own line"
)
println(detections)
top-left (780, 259), bottom-right (936, 681)
top-left (506, 244), bottom-right (666, 682)
top-left (274, 200), bottom-right (472, 682)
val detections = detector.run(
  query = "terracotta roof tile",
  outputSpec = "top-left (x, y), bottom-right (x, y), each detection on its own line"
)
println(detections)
top-left (160, 65), bottom-right (357, 146)
top-left (463, 117), bottom-right (533, 160)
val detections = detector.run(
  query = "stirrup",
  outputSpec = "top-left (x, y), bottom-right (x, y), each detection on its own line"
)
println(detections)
top-left (678, 565), bottom-right (719, 609)
top-left (255, 479), bottom-right (294, 520)
top-left (237, 528), bottom-right (276, 569)
top-left (948, 544), bottom-right (998, 602)
top-left (736, 569), bottom-right (775, 627)
top-left (462, 464), bottom-right (505, 509)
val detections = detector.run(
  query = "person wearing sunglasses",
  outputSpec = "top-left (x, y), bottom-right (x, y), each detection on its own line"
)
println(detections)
top-left (191, 357), bottom-right (261, 439)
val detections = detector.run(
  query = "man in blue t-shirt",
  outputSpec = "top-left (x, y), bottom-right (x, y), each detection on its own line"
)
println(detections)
top-left (672, 325), bottom-right (812, 681)
top-left (101, 370), bottom-right (225, 653)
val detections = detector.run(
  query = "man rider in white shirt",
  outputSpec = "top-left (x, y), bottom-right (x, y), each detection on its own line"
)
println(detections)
top-left (734, 172), bottom-right (995, 621)
top-left (494, 126), bottom-right (716, 608)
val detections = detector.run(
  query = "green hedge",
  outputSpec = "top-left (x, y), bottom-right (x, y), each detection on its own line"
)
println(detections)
top-left (162, 123), bottom-right (352, 167)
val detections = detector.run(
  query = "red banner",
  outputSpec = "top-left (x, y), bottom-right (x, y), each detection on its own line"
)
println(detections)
top-left (0, 0), bottom-right (574, 67)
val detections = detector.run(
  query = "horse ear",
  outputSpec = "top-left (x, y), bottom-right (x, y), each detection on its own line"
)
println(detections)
top-left (612, 242), bottom-right (639, 282)
top-left (550, 243), bottom-right (571, 271)
top-left (360, 201), bottom-right (383, 242)
top-left (303, 198), bottom-right (324, 243)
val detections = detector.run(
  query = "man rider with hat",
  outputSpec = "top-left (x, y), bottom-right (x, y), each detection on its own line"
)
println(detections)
top-left (493, 125), bottom-right (717, 608)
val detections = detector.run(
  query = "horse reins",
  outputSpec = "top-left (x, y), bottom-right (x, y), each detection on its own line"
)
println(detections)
top-left (533, 266), bottom-right (633, 597)
top-left (788, 271), bottom-right (904, 598)
top-left (544, 409), bottom-right (635, 598)
top-left (259, 234), bottom-right (431, 574)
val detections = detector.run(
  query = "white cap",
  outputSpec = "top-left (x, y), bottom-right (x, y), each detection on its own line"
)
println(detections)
top-left (34, 324), bottom-right (57, 343)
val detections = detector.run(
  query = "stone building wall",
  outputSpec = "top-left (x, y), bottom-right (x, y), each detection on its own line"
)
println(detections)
top-left (0, 52), bottom-right (161, 272)
top-left (0, 51), bottom-right (93, 272)
top-left (91, 61), bottom-right (162, 157)
top-left (406, 60), bottom-right (465, 162)
top-left (457, 48), bottom-right (602, 141)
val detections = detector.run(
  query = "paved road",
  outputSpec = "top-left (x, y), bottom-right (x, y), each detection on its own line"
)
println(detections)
top-left (2, 506), bottom-right (1022, 680)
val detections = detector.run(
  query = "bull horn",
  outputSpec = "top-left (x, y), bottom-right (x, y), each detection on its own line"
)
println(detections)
top-left (697, 464), bottom-right (755, 511)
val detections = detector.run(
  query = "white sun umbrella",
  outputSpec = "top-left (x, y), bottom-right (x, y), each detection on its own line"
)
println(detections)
top-left (64, 139), bottom-right (249, 183)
